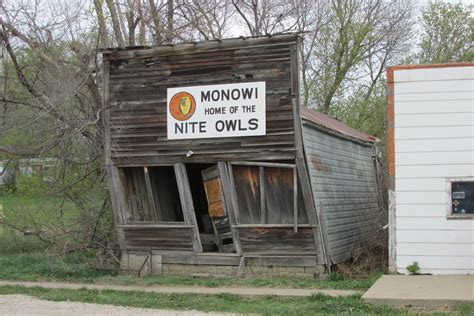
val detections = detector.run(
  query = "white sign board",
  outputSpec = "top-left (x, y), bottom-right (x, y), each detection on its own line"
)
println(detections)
top-left (167, 82), bottom-right (266, 140)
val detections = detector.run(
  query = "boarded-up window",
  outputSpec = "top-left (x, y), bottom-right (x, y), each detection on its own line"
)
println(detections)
top-left (230, 163), bottom-right (308, 225)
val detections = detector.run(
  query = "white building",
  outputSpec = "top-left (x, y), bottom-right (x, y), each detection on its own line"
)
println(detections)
top-left (388, 63), bottom-right (474, 275)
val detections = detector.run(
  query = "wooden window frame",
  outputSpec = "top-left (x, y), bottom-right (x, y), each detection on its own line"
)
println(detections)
top-left (228, 161), bottom-right (299, 232)
top-left (124, 165), bottom-right (187, 225)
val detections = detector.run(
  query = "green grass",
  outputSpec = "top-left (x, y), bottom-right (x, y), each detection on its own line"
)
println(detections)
top-left (1, 194), bottom-right (80, 227)
top-left (95, 272), bottom-right (380, 291)
top-left (0, 193), bottom-right (380, 291)
top-left (0, 241), bottom-right (380, 290)
top-left (453, 303), bottom-right (474, 315)
top-left (0, 194), bottom-right (470, 314)
top-left (0, 285), bottom-right (405, 315)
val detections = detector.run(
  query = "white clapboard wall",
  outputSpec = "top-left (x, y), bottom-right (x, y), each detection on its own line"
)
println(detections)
top-left (393, 64), bottom-right (474, 275)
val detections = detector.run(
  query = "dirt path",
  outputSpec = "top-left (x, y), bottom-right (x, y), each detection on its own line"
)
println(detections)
top-left (0, 280), bottom-right (358, 297)
top-left (0, 294), bottom-right (232, 316)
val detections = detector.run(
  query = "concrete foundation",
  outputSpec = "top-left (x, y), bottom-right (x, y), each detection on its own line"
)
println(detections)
top-left (120, 251), bottom-right (326, 278)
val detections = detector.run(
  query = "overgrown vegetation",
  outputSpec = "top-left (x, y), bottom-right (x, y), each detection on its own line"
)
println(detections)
top-left (0, 224), bottom-right (380, 290)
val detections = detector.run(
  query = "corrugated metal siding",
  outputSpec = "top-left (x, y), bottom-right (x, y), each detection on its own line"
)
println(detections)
top-left (302, 124), bottom-right (381, 264)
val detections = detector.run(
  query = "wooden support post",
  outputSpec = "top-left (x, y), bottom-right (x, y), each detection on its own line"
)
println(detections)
top-left (296, 158), bottom-right (329, 266)
top-left (226, 163), bottom-right (241, 225)
top-left (103, 57), bottom-right (127, 251)
top-left (293, 167), bottom-right (298, 233)
top-left (388, 190), bottom-right (397, 273)
top-left (174, 163), bottom-right (202, 253)
top-left (218, 161), bottom-right (242, 254)
top-left (143, 167), bottom-right (161, 221)
top-left (105, 164), bottom-right (127, 250)
top-left (290, 40), bottom-right (329, 267)
top-left (259, 166), bottom-right (265, 224)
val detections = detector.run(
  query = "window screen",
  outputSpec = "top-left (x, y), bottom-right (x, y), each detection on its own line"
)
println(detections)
top-left (451, 181), bottom-right (474, 215)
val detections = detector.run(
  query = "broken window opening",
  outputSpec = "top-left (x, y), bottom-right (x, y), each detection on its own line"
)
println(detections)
top-left (229, 162), bottom-right (309, 229)
top-left (122, 166), bottom-right (184, 223)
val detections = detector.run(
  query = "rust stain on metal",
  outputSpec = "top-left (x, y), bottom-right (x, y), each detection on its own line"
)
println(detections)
top-left (301, 107), bottom-right (378, 143)
top-left (310, 154), bottom-right (331, 172)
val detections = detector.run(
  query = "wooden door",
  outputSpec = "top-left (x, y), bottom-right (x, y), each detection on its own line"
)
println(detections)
top-left (202, 165), bottom-right (234, 252)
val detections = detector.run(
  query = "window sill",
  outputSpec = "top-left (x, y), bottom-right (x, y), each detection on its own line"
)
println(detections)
top-left (447, 214), bottom-right (474, 220)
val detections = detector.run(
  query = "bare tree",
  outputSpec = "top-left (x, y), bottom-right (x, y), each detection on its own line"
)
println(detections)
top-left (177, 0), bottom-right (232, 40)
top-left (0, 0), bottom-right (415, 258)
top-left (231, 0), bottom-right (296, 36)
top-left (106, 0), bottom-right (126, 47)
top-left (305, 0), bottom-right (414, 113)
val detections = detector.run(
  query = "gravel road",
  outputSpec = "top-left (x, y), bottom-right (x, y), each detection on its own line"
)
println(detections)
top-left (0, 295), bottom-right (232, 316)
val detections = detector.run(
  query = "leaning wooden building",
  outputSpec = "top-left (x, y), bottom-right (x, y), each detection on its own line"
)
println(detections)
top-left (102, 34), bottom-right (382, 277)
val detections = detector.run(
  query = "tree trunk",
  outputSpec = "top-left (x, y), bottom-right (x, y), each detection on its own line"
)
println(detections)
top-left (94, 0), bottom-right (108, 47)
top-left (166, 0), bottom-right (174, 43)
top-left (105, 0), bottom-right (125, 47)
top-left (148, 0), bottom-right (162, 45)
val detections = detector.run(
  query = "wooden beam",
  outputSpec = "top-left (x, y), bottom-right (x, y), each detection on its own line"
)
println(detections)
top-left (143, 167), bottom-right (161, 221)
top-left (105, 165), bottom-right (127, 249)
top-left (296, 158), bottom-right (329, 266)
top-left (174, 163), bottom-right (202, 253)
top-left (230, 161), bottom-right (295, 169)
top-left (388, 190), bottom-right (397, 273)
top-left (218, 161), bottom-right (242, 254)
top-left (290, 40), bottom-right (328, 268)
top-left (259, 166), bottom-right (265, 224)
top-left (293, 167), bottom-right (298, 233)
top-left (226, 163), bottom-right (241, 225)
top-left (234, 224), bottom-right (316, 228)
top-left (104, 34), bottom-right (299, 59)
top-left (118, 224), bottom-right (191, 229)
top-left (103, 57), bottom-right (127, 250)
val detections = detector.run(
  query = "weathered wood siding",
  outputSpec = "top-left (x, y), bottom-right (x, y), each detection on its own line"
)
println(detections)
top-left (238, 227), bottom-right (316, 254)
top-left (122, 226), bottom-right (193, 251)
top-left (103, 35), bottom-right (298, 166)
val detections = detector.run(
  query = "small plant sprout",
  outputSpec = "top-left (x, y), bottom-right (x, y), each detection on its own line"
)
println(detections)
top-left (406, 262), bottom-right (420, 275)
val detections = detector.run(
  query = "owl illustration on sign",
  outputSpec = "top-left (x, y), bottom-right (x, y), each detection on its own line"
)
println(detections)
top-left (179, 96), bottom-right (192, 115)
top-left (169, 92), bottom-right (196, 121)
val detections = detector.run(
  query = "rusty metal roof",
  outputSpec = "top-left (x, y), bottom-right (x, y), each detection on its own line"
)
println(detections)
top-left (301, 107), bottom-right (378, 143)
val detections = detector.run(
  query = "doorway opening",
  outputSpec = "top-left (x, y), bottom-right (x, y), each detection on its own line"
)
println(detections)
top-left (185, 163), bottom-right (234, 253)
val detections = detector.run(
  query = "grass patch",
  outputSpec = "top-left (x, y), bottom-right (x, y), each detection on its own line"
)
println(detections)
top-left (0, 252), bottom-right (116, 282)
top-left (453, 303), bottom-right (474, 315)
top-left (0, 246), bottom-right (379, 290)
top-left (1, 194), bottom-right (80, 228)
top-left (0, 193), bottom-right (381, 291)
top-left (95, 272), bottom-right (380, 291)
top-left (0, 285), bottom-right (405, 315)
